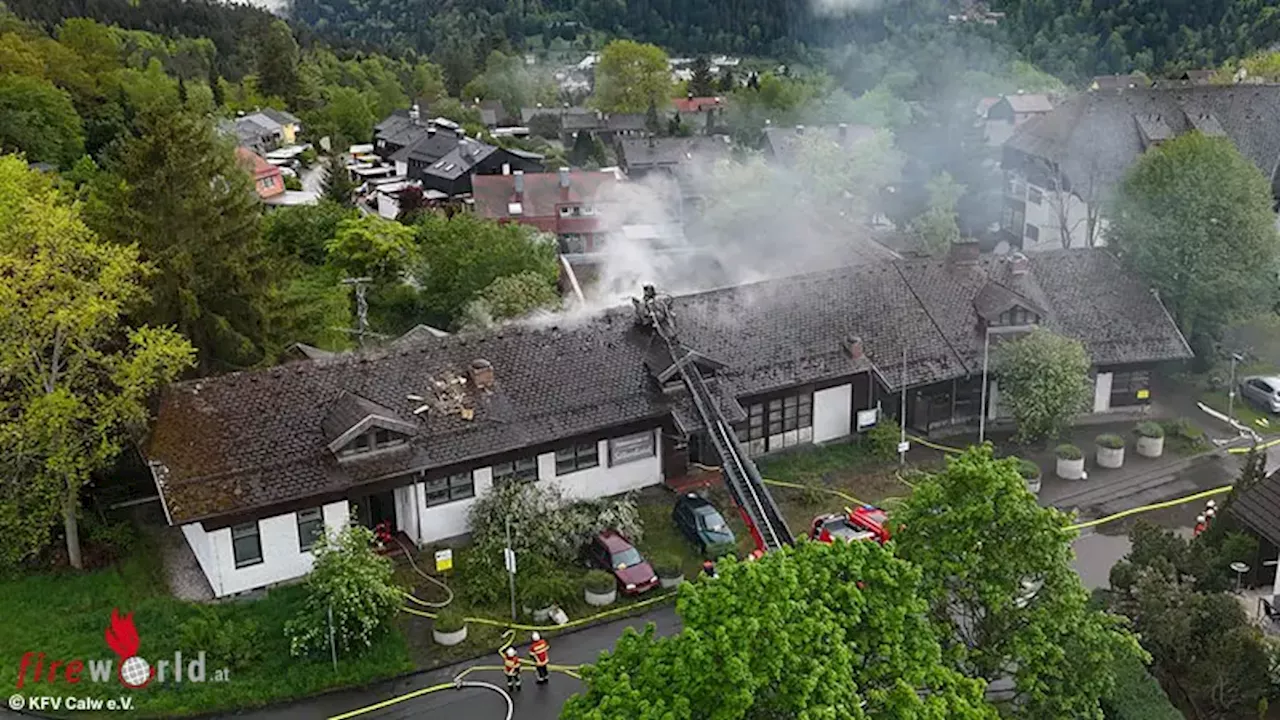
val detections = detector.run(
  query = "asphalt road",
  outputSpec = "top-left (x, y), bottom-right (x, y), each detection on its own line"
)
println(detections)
top-left (230, 606), bottom-right (680, 720)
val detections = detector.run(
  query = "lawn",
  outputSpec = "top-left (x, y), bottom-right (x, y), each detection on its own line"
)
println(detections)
top-left (0, 536), bottom-right (412, 719)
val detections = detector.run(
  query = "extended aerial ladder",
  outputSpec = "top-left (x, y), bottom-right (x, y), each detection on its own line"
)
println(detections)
top-left (633, 286), bottom-right (794, 555)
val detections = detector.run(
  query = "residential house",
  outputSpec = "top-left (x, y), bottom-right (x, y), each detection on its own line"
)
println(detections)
top-left (1089, 74), bottom-right (1153, 91)
top-left (472, 169), bottom-right (620, 253)
top-left (235, 147), bottom-right (285, 200)
top-left (1001, 84), bottom-right (1280, 251)
top-left (672, 96), bottom-right (725, 114)
top-left (560, 111), bottom-right (649, 147)
top-left (1227, 471), bottom-right (1280, 615)
top-left (374, 107), bottom-right (544, 197)
top-left (616, 135), bottom-right (733, 221)
top-left (228, 109), bottom-right (303, 153)
top-left (983, 93), bottom-right (1054, 146)
top-left (762, 123), bottom-right (877, 165)
top-left (145, 244), bottom-right (1188, 597)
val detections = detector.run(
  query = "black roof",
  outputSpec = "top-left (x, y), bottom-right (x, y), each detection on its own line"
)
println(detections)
top-left (1005, 85), bottom-right (1280, 195)
top-left (764, 124), bottom-right (877, 164)
top-left (1230, 473), bottom-right (1280, 546)
top-left (618, 136), bottom-right (733, 170)
top-left (146, 249), bottom-right (1190, 524)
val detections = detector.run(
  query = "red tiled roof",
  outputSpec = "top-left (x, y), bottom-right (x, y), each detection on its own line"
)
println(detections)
top-left (235, 147), bottom-right (284, 199)
top-left (672, 96), bottom-right (724, 113)
top-left (472, 171), bottom-right (618, 220)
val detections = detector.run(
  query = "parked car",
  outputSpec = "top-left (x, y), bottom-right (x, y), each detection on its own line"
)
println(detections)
top-left (1240, 376), bottom-right (1280, 413)
top-left (672, 493), bottom-right (736, 554)
top-left (587, 531), bottom-right (658, 595)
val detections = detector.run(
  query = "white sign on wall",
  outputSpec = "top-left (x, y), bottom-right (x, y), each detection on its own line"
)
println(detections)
top-left (856, 408), bottom-right (879, 431)
top-left (609, 431), bottom-right (656, 466)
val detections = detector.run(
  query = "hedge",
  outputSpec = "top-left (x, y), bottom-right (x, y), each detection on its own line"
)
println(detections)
top-left (1100, 655), bottom-right (1182, 720)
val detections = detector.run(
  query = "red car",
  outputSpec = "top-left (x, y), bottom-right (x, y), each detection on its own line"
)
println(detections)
top-left (810, 506), bottom-right (891, 545)
top-left (588, 530), bottom-right (658, 595)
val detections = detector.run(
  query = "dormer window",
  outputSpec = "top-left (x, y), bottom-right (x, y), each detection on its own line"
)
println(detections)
top-left (991, 306), bottom-right (1040, 328)
top-left (339, 427), bottom-right (408, 458)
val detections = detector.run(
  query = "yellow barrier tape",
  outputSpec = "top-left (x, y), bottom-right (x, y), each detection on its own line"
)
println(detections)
top-left (1227, 437), bottom-right (1280, 454)
top-left (906, 434), bottom-right (965, 454)
top-left (761, 477), bottom-right (865, 507)
top-left (1065, 485), bottom-right (1233, 531)
top-left (401, 590), bottom-right (676, 631)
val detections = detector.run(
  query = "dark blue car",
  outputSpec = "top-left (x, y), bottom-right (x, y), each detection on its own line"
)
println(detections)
top-left (672, 493), bottom-right (735, 556)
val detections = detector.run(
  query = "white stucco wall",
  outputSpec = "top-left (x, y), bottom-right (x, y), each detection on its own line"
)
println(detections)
top-left (547, 430), bottom-right (663, 501)
top-left (1093, 372), bottom-right (1114, 413)
top-left (184, 499), bottom-right (349, 598)
top-left (395, 485), bottom-right (418, 544)
top-left (813, 384), bottom-right (853, 443)
top-left (1007, 172), bottom-right (1108, 252)
top-left (412, 467), bottom-right (494, 546)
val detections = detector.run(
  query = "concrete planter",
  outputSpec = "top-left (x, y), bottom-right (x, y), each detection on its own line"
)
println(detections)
top-left (1025, 474), bottom-right (1042, 495)
top-left (1056, 456), bottom-right (1085, 480)
top-left (432, 625), bottom-right (468, 647)
top-left (531, 605), bottom-right (555, 623)
top-left (1096, 445), bottom-right (1125, 469)
top-left (1136, 435), bottom-right (1164, 458)
top-left (584, 587), bottom-right (617, 607)
top-left (659, 573), bottom-right (685, 589)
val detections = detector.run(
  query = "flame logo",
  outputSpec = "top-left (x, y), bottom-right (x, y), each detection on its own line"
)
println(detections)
top-left (104, 609), bottom-right (141, 659)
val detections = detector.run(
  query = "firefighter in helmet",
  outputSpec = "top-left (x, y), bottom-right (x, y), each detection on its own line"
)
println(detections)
top-left (502, 646), bottom-right (522, 692)
top-left (529, 632), bottom-right (550, 685)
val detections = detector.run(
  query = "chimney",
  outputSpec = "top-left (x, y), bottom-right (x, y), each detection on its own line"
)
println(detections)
top-left (427, 121), bottom-right (437, 137)
top-left (795, 124), bottom-right (805, 134)
top-left (838, 123), bottom-right (848, 140)
top-left (558, 167), bottom-right (570, 188)
top-left (409, 103), bottom-right (421, 124)
top-left (843, 336), bottom-right (864, 360)
top-left (1009, 251), bottom-right (1030, 276)
top-left (469, 359), bottom-right (495, 390)
top-left (513, 169), bottom-right (524, 196)
top-left (948, 240), bottom-right (981, 266)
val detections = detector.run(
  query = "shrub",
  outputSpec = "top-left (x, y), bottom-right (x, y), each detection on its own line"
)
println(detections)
top-left (1055, 444), bottom-right (1083, 460)
top-left (865, 422), bottom-right (900, 462)
top-left (585, 570), bottom-right (615, 594)
top-left (522, 569), bottom-right (575, 609)
top-left (652, 553), bottom-right (682, 578)
top-left (1162, 418), bottom-right (1208, 451)
top-left (1098, 656), bottom-right (1184, 720)
top-left (1016, 458), bottom-right (1041, 480)
top-left (299, 147), bottom-right (318, 166)
top-left (434, 608), bottom-right (465, 633)
top-left (81, 514), bottom-right (138, 559)
top-left (284, 525), bottom-right (403, 658)
top-left (1096, 433), bottom-right (1125, 450)
top-left (454, 546), bottom-right (509, 607)
top-left (284, 175), bottom-right (303, 191)
top-left (1135, 421), bottom-right (1165, 439)
top-left (179, 608), bottom-right (261, 672)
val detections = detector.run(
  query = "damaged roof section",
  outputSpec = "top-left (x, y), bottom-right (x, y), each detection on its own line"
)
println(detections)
top-left (146, 248), bottom-right (1191, 525)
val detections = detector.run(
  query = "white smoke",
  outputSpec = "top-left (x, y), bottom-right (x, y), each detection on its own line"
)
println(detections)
top-left (810, 0), bottom-right (889, 17)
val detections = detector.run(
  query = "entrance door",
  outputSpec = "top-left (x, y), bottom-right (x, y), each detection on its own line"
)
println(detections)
top-left (355, 490), bottom-right (397, 531)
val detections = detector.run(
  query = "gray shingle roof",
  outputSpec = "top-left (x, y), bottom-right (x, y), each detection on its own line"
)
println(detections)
top-left (146, 249), bottom-right (1190, 524)
top-left (1230, 474), bottom-right (1280, 546)
top-left (764, 124), bottom-right (877, 164)
top-left (618, 136), bottom-right (733, 171)
top-left (1006, 85), bottom-right (1280, 195)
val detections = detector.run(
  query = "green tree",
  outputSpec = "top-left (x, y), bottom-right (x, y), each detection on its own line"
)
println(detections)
top-left (262, 199), bottom-right (357, 265)
top-left (459, 270), bottom-right (561, 328)
top-left (0, 156), bottom-right (194, 569)
top-left (910, 171), bottom-right (964, 254)
top-left (687, 55), bottom-right (715, 96)
top-left (592, 39), bottom-right (672, 114)
top-left (563, 540), bottom-right (996, 720)
top-left (262, 265), bottom-right (353, 360)
top-left (87, 110), bottom-right (274, 371)
top-left (412, 213), bottom-right (557, 327)
top-left (992, 327), bottom-right (1092, 444)
top-left (321, 154), bottom-right (356, 207)
top-left (256, 20), bottom-right (300, 103)
top-left (284, 525), bottom-right (403, 657)
top-left (893, 447), bottom-right (1144, 719)
top-left (326, 215), bottom-right (416, 283)
top-left (461, 49), bottom-right (555, 117)
top-left (0, 74), bottom-right (85, 167)
top-left (1108, 132), bottom-right (1280, 346)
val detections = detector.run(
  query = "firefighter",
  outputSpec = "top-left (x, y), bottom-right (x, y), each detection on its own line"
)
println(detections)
top-left (529, 632), bottom-right (550, 685)
top-left (1193, 514), bottom-right (1207, 538)
top-left (702, 559), bottom-right (717, 578)
top-left (502, 647), bottom-right (522, 692)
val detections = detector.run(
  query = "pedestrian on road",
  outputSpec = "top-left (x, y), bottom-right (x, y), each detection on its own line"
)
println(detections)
top-left (529, 632), bottom-right (550, 685)
top-left (502, 647), bottom-right (522, 692)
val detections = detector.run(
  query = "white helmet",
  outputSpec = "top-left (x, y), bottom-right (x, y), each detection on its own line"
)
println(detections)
top-left (1197, 514), bottom-right (1206, 523)
top-left (506, 647), bottom-right (516, 656)
top-left (1206, 500), bottom-right (1217, 509)
top-left (531, 632), bottom-right (541, 641)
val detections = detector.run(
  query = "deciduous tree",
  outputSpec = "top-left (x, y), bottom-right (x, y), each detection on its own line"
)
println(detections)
top-left (0, 156), bottom-right (194, 569)
top-left (0, 74), bottom-right (85, 167)
top-left (591, 39), bottom-right (672, 114)
top-left (87, 109), bottom-right (274, 371)
top-left (326, 215), bottom-right (416, 283)
top-left (910, 171), bottom-right (964, 254)
top-left (459, 270), bottom-right (561, 328)
top-left (1108, 132), bottom-right (1280, 345)
top-left (563, 540), bottom-right (996, 720)
top-left (412, 213), bottom-right (557, 327)
top-left (993, 327), bottom-right (1092, 443)
top-left (893, 447), bottom-right (1143, 719)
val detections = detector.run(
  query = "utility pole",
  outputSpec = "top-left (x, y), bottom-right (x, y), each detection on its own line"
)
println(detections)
top-left (341, 277), bottom-right (374, 348)
top-left (979, 326), bottom-right (991, 443)
top-left (899, 346), bottom-right (907, 466)
top-left (1227, 352), bottom-right (1244, 424)
top-left (504, 515), bottom-right (517, 622)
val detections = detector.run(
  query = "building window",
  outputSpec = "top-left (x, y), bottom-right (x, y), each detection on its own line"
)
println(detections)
top-left (232, 522), bottom-right (262, 568)
top-left (1024, 223), bottom-right (1040, 242)
top-left (1027, 187), bottom-right (1043, 205)
top-left (493, 457), bottom-right (539, 485)
top-left (737, 392), bottom-right (813, 454)
top-left (297, 508), bottom-right (324, 552)
top-left (556, 442), bottom-right (600, 475)
top-left (425, 471), bottom-right (475, 507)
top-left (559, 234), bottom-right (586, 253)
top-left (609, 431), bottom-right (656, 465)
top-left (997, 306), bottom-right (1038, 326)
top-left (373, 428), bottom-right (405, 450)
top-left (341, 427), bottom-right (406, 457)
top-left (1110, 369), bottom-right (1151, 406)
